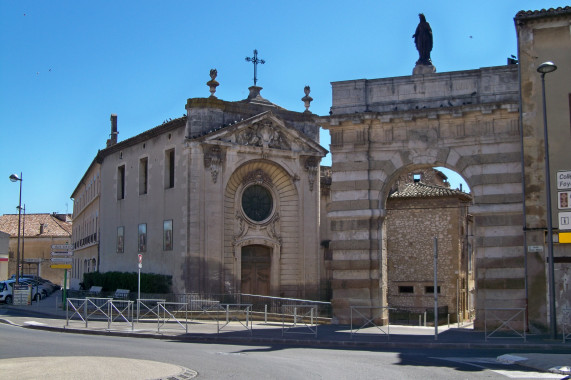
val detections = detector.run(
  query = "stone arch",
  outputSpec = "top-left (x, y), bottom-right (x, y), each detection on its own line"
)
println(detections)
top-left (321, 66), bottom-right (524, 325)
top-left (223, 159), bottom-right (299, 297)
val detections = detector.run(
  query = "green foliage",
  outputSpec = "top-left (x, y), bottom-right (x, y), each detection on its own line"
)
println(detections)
top-left (82, 271), bottom-right (172, 293)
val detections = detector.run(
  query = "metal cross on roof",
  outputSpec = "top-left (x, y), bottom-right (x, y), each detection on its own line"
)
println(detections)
top-left (245, 49), bottom-right (265, 86)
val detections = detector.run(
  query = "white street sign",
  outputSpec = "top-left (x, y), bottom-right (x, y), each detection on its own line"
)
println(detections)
top-left (51, 244), bottom-right (74, 251)
top-left (528, 245), bottom-right (543, 252)
top-left (50, 257), bottom-right (73, 263)
top-left (557, 171), bottom-right (571, 190)
top-left (51, 251), bottom-right (73, 256)
top-left (559, 211), bottom-right (571, 230)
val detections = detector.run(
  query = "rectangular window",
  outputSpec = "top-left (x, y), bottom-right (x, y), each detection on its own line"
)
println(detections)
top-left (165, 149), bottom-right (175, 189)
top-left (138, 223), bottom-right (147, 252)
top-left (116, 226), bottom-right (124, 253)
top-left (425, 286), bottom-right (441, 294)
top-left (117, 165), bottom-right (126, 200)
top-left (163, 220), bottom-right (173, 251)
top-left (139, 157), bottom-right (148, 195)
top-left (398, 286), bottom-right (414, 294)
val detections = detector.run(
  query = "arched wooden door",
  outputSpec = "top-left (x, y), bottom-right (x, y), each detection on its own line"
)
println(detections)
top-left (241, 245), bottom-right (271, 296)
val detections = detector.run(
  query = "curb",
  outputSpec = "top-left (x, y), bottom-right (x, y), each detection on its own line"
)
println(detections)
top-left (16, 323), bottom-right (571, 352)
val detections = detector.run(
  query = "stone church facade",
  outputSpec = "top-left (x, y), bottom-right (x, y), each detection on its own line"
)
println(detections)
top-left (79, 84), bottom-right (327, 300)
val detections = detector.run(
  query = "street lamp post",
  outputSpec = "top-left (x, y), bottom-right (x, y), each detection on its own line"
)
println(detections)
top-left (537, 61), bottom-right (557, 340)
top-left (9, 173), bottom-right (23, 285)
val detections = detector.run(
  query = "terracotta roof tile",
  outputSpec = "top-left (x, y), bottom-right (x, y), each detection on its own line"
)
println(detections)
top-left (0, 213), bottom-right (72, 238)
top-left (389, 182), bottom-right (472, 201)
top-left (515, 6), bottom-right (571, 20)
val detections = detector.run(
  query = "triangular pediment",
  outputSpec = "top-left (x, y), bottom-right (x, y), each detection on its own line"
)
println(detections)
top-left (198, 111), bottom-right (327, 157)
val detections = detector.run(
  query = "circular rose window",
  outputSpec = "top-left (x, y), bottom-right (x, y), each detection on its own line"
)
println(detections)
top-left (241, 185), bottom-right (273, 222)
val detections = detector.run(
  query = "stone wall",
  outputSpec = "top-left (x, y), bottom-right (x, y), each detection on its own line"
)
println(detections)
top-left (386, 196), bottom-right (469, 318)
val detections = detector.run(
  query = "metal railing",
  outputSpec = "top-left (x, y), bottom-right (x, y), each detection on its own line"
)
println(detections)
top-left (350, 306), bottom-right (394, 339)
top-left (136, 299), bottom-right (165, 322)
top-left (388, 306), bottom-right (449, 326)
top-left (66, 297), bottom-right (134, 331)
top-left (69, 290), bottom-right (331, 319)
top-left (563, 308), bottom-right (571, 343)
top-left (484, 308), bottom-right (526, 342)
top-left (156, 302), bottom-right (189, 333)
top-left (64, 293), bottom-right (330, 335)
top-left (218, 304), bottom-right (253, 335)
top-left (282, 305), bottom-right (318, 337)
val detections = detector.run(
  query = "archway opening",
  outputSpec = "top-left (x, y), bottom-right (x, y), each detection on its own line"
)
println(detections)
top-left (384, 166), bottom-right (474, 326)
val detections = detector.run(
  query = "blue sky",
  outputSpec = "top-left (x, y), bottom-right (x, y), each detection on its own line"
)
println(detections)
top-left (0, 1), bottom-right (564, 216)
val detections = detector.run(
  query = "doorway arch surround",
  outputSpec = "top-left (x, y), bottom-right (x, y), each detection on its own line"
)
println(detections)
top-left (319, 65), bottom-right (526, 327)
top-left (224, 159), bottom-right (299, 297)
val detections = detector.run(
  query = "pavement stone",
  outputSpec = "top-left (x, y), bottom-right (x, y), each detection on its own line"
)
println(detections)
top-left (1, 290), bottom-right (570, 376)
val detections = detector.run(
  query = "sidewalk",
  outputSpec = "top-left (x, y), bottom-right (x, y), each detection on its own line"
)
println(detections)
top-left (1, 291), bottom-right (570, 376)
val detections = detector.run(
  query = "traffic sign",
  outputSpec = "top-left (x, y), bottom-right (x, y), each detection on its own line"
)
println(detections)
top-left (558, 191), bottom-right (571, 209)
top-left (51, 264), bottom-right (72, 269)
top-left (51, 244), bottom-right (74, 251)
top-left (50, 257), bottom-right (72, 263)
top-left (51, 251), bottom-right (73, 256)
top-left (559, 212), bottom-right (571, 230)
top-left (557, 171), bottom-right (571, 190)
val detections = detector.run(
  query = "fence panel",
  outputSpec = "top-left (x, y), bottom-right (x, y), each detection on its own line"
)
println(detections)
top-left (218, 304), bottom-right (253, 335)
top-left (282, 305), bottom-right (318, 337)
top-left (350, 306), bottom-right (394, 339)
top-left (484, 308), bottom-right (526, 342)
top-left (563, 308), bottom-right (571, 343)
top-left (157, 302), bottom-right (189, 333)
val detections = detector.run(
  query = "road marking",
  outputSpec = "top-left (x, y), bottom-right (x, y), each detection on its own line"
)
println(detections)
top-left (23, 321), bottom-right (47, 326)
top-left (432, 357), bottom-right (565, 379)
top-left (491, 369), bottom-right (564, 379)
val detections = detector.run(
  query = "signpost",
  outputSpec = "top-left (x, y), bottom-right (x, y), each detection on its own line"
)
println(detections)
top-left (433, 237), bottom-right (438, 341)
top-left (51, 244), bottom-right (73, 304)
top-left (13, 283), bottom-right (31, 306)
top-left (137, 254), bottom-right (142, 319)
top-left (558, 171), bottom-right (571, 233)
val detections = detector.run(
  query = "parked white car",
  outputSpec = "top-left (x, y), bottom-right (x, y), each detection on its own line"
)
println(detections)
top-left (1, 279), bottom-right (43, 303)
top-left (0, 281), bottom-right (14, 304)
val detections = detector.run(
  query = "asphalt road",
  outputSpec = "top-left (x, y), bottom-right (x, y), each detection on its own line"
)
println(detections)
top-left (0, 323), bottom-right (565, 379)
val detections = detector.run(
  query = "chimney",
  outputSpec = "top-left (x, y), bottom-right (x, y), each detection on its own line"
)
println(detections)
top-left (107, 114), bottom-right (118, 147)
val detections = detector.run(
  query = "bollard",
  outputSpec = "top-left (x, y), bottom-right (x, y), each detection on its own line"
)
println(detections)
top-left (424, 311), bottom-right (427, 327)
top-left (264, 304), bottom-right (268, 324)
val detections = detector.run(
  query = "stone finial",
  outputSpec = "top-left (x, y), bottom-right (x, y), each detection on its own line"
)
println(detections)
top-left (301, 85), bottom-right (313, 113)
top-left (207, 69), bottom-right (219, 98)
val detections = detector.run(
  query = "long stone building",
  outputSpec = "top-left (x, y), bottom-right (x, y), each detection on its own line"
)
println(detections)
top-left (515, 7), bottom-right (571, 332)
